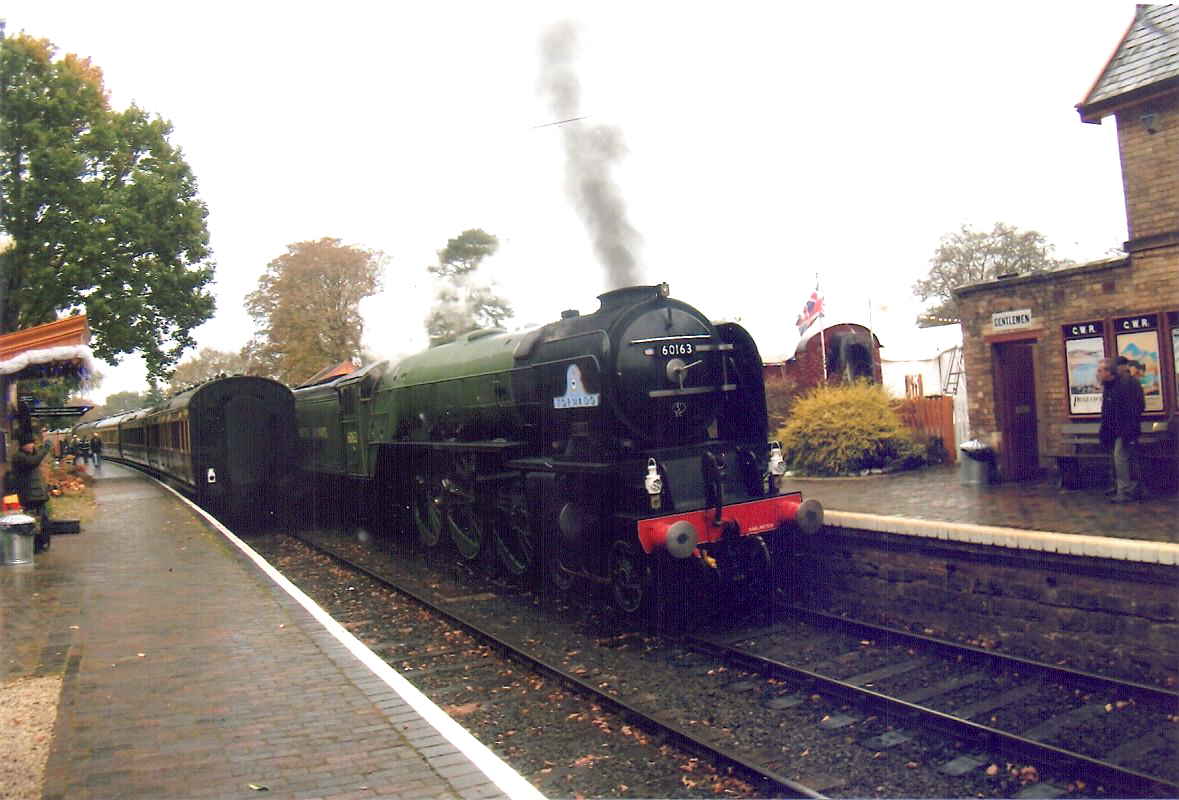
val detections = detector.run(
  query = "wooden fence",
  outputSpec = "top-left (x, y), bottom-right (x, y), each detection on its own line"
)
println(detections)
top-left (894, 395), bottom-right (957, 463)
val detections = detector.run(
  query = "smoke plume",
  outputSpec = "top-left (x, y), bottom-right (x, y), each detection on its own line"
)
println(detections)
top-left (538, 22), bottom-right (644, 289)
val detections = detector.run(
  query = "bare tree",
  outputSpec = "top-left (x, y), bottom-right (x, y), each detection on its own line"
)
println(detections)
top-left (913, 223), bottom-right (1073, 325)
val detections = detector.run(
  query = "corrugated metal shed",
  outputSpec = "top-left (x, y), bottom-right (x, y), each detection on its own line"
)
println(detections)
top-left (1078, 4), bottom-right (1179, 122)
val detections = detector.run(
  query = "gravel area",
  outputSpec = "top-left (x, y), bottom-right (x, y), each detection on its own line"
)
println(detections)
top-left (0, 675), bottom-right (62, 800)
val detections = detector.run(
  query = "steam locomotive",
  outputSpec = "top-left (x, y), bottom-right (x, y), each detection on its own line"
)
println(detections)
top-left (75, 376), bottom-right (295, 522)
top-left (295, 283), bottom-right (823, 613)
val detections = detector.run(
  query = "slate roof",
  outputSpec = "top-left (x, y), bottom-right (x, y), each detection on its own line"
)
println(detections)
top-left (1078, 4), bottom-right (1179, 122)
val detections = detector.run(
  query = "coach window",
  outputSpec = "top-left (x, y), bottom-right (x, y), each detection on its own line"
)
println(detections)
top-left (341, 387), bottom-right (356, 416)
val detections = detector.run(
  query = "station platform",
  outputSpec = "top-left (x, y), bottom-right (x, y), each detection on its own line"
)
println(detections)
top-left (1, 462), bottom-right (542, 800)
top-left (788, 464), bottom-right (1179, 564)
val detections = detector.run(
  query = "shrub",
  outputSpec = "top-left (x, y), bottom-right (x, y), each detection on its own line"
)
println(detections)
top-left (774, 381), bottom-right (927, 476)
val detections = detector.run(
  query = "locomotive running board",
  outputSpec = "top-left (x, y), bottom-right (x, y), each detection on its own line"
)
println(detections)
top-left (381, 439), bottom-right (528, 455)
top-left (504, 457), bottom-right (614, 474)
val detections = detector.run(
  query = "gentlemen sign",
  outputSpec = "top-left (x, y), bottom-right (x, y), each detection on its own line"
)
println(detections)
top-left (992, 308), bottom-right (1033, 330)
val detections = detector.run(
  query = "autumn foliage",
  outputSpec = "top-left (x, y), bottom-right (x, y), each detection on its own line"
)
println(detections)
top-left (245, 238), bottom-right (384, 386)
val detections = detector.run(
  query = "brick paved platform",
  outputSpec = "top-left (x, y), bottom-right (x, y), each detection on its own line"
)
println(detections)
top-left (1, 463), bottom-right (541, 800)
top-left (788, 464), bottom-right (1179, 563)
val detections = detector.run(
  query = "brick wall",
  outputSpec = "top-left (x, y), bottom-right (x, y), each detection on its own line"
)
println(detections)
top-left (798, 528), bottom-right (1178, 683)
top-left (1116, 93), bottom-right (1179, 242)
top-left (956, 257), bottom-right (1179, 462)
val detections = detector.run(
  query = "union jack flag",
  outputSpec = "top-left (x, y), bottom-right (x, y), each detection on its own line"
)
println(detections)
top-left (795, 290), bottom-right (825, 336)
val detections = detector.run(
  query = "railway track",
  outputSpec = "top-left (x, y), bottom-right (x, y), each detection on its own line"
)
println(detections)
top-left (278, 528), bottom-right (823, 799)
top-left (259, 524), bottom-right (1179, 798)
top-left (687, 608), bottom-right (1179, 798)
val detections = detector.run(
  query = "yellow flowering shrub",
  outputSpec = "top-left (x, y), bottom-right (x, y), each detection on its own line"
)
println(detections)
top-left (774, 381), bottom-right (926, 476)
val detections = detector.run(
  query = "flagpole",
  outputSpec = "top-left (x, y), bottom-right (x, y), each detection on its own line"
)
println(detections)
top-left (817, 274), bottom-right (827, 383)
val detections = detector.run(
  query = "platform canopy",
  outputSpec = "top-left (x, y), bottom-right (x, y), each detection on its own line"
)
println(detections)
top-left (0, 315), bottom-right (95, 381)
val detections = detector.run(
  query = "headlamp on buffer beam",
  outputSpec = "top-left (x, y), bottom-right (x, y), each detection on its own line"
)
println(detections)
top-left (767, 442), bottom-right (786, 477)
top-left (644, 457), bottom-right (663, 510)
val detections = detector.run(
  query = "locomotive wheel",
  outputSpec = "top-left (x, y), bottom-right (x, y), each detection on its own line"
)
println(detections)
top-left (609, 539), bottom-right (650, 615)
top-left (446, 502), bottom-right (484, 561)
top-left (493, 505), bottom-right (536, 578)
top-left (412, 478), bottom-right (444, 548)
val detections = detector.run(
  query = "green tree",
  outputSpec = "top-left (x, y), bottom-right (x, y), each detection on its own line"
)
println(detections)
top-left (102, 390), bottom-right (150, 414)
top-left (912, 222), bottom-right (1072, 326)
top-left (426, 229), bottom-right (513, 346)
top-left (245, 237), bottom-right (384, 386)
top-left (0, 33), bottom-right (215, 377)
top-left (166, 347), bottom-right (251, 393)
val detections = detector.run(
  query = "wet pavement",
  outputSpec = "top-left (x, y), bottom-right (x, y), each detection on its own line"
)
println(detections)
top-left (785, 465), bottom-right (1179, 544)
top-left (4, 462), bottom-right (526, 800)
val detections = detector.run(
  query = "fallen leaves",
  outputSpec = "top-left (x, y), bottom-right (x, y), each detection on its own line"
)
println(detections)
top-left (442, 702), bottom-right (480, 716)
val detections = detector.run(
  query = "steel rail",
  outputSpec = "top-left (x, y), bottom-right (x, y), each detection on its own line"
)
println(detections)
top-left (286, 532), bottom-right (825, 800)
top-left (782, 606), bottom-right (1179, 707)
top-left (687, 632), bottom-right (1179, 798)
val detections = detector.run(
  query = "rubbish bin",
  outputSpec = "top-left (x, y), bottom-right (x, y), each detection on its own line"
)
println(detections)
top-left (1, 512), bottom-right (37, 566)
top-left (959, 440), bottom-right (995, 486)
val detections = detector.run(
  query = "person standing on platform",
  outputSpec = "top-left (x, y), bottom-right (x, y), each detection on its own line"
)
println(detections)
top-left (9, 429), bottom-right (52, 552)
top-left (76, 434), bottom-right (91, 466)
top-left (1098, 357), bottom-right (1144, 503)
top-left (90, 434), bottom-right (103, 469)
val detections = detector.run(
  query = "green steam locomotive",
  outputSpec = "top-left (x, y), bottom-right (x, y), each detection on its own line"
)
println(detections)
top-left (294, 283), bottom-right (822, 614)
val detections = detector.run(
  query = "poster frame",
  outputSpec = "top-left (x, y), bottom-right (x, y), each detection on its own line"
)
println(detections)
top-left (1062, 321), bottom-right (1107, 417)
top-left (1113, 313), bottom-right (1164, 415)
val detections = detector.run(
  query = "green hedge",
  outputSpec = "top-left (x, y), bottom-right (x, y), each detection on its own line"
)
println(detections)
top-left (774, 381), bottom-right (926, 476)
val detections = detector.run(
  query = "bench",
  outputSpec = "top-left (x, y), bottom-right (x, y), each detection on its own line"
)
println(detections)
top-left (1054, 419), bottom-right (1177, 493)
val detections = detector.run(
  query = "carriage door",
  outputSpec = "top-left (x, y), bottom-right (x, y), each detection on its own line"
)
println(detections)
top-left (224, 395), bottom-right (270, 492)
top-left (340, 386), bottom-right (362, 475)
top-left (992, 339), bottom-right (1039, 481)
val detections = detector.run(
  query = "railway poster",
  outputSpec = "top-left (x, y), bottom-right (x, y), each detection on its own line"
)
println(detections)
top-left (1063, 321), bottom-right (1105, 415)
top-left (1171, 312), bottom-right (1179, 405)
top-left (1114, 314), bottom-right (1163, 413)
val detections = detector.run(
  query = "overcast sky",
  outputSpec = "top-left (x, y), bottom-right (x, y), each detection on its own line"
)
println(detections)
top-left (5, 2), bottom-right (1136, 400)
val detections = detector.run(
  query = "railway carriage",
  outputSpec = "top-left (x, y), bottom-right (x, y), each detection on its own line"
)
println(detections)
top-left (76, 376), bottom-right (295, 521)
top-left (295, 283), bottom-right (823, 614)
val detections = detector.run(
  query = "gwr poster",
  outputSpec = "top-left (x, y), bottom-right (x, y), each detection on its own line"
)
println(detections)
top-left (1063, 329), bottom-right (1105, 415)
top-left (1114, 314), bottom-right (1163, 413)
top-left (1171, 311), bottom-right (1179, 406)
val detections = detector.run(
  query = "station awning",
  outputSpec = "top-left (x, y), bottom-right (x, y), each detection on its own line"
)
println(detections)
top-left (0, 315), bottom-right (95, 381)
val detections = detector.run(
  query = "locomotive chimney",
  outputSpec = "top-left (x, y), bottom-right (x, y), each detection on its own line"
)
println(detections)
top-left (596, 284), bottom-right (664, 312)
top-left (561, 309), bottom-right (579, 319)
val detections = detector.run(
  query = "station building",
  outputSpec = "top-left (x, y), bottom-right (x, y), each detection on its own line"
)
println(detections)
top-left (953, 5), bottom-right (1178, 483)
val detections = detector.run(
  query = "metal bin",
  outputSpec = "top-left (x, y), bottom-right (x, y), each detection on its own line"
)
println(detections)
top-left (959, 441), bottom-right (995, 486)
top-left (1, 512), bottom-right (37, 566)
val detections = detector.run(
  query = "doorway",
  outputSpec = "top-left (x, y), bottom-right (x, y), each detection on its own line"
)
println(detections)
top-left (992, 339), bottom-right (1039, 481)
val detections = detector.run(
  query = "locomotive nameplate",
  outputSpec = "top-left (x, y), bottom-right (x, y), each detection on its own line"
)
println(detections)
top-left (553, 364), bottom-right (600, 409)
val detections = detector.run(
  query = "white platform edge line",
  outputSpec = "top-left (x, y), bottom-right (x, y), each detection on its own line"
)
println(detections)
top-left (824, 510), bottom-right (1178, 565)
top-left (153, 481), bottom-right (546, 800)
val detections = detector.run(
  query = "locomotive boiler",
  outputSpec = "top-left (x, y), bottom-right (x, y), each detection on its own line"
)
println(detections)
top-left (295, 283), bottom-right (822, 613)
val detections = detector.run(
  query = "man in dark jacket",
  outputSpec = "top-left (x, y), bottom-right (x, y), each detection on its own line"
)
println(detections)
top-left (1098, 357), bottom-right (1145, 502)
top-left (9, 428), bottom-right (52, 551)
top-left (90, 433), bottom-right (104, 469)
